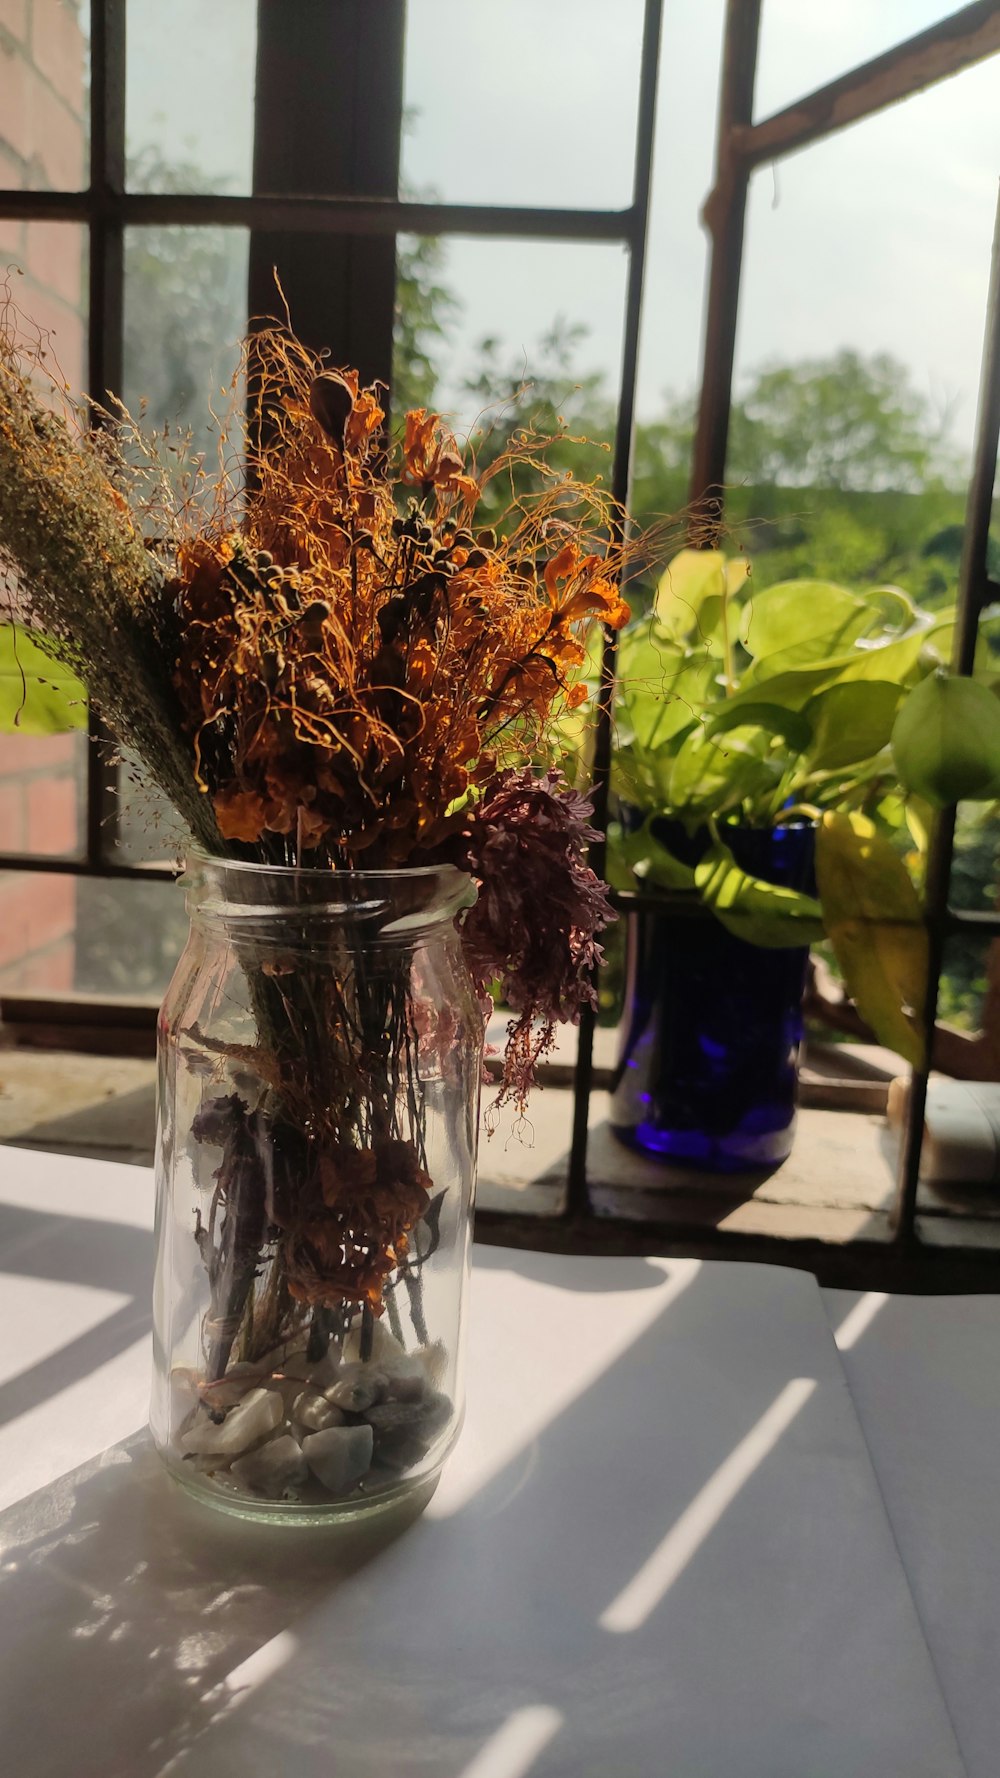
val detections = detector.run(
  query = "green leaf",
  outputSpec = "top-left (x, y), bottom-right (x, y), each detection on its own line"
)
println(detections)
top-left (740, 580), bottom-right (875, 669)
top-left (802, 680), bottom-right (901, 771)
top-left (723, 662), bottom-right (846, 714)
top-left (0, 625), bottom-right (88, 735)
top-left (892, 671), bottom-right (1000, 807)
top-left (668, 723), bottom-right (781, 817)
top-left (609, 820), bottom-right (697, 892)
top-left (833, 625), bottom-right (934, 686)
top-left (654, 549), bottom-right (727, 639)
top-left (695, 840), bottom-right (824, 948)
top-left (815, 811), bottom-right (927, 1065)
top-left (705, 699), bottom-right (813, 754)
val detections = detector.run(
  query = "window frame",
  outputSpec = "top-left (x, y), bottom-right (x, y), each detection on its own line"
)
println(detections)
top-left (1, 0), bottom-right (999, 1275)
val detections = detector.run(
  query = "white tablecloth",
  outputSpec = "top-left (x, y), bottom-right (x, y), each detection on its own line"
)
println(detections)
top-left (0, 1144), bottom-right (994, 1778)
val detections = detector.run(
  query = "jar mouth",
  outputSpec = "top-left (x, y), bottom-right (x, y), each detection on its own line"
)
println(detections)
top-left (184, 852), bottom-right (477, 937)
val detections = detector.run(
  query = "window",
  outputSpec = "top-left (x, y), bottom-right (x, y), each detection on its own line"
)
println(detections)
top-left (2, 2), bottom-right (998, 1264)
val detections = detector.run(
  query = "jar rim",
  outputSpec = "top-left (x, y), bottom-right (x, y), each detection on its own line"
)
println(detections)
top-left (183, 851), bottom-right (477, 938)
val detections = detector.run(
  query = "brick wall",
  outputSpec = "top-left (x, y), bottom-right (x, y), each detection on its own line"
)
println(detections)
top-left (0, 0), bottom-right (86, 991)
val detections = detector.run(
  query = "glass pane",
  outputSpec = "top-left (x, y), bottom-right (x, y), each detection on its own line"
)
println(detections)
top-left (726, 63), bottom-right (997, 599)
top-left (0, 0), bottom-right (89, 190)
top-left (122, 223), bottom-right (248, 437)
top-left (4, 218), bottom-right (88, 392)
top-left (119, 223), bottom-right (248, 865)
top-left (755, 0), bottom-right (950, 119)
top-left (938, 932), bottom-right (995, 1061)
top-left (0, 868), bottom-right (186, 996)
top-left (394, 233), bottom-right (628, 448)
top-left (401, 0), bottom-right (644, 209)
top-left (950, 803), bottom-right (1000, 917)
top-left (125, 0), bottom-right (255, 194)
top-left (632, 0), bottom-right (726, 523)
top-left (0, 220), bottom-right (88, 867)
top-left (0, 733), bottom-right (86, 861)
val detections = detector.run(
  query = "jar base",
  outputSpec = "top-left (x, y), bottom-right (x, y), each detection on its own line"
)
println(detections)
top-left (161, 1449), bottom-right (443, 1528)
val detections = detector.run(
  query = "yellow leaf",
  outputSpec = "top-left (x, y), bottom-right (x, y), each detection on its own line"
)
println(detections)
top-left (654, 549), bottom-right (726, 631)
top-left (815, 811), bottom-right (927, 1066)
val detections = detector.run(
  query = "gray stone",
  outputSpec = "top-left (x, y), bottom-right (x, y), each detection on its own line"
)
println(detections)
top-left (302, 1424), bottom-right (374, 1496)
top-left (231, 1434), bottom-right (309, 1500)
top-left (292, 1389), bottom-right (346, 1434)
top-left (381, 1356), bottom-right (427, 1404)
top-left (325, 1362), bottom-right (387, 1413)
top-left (421, 1390), bottom-right (454, 1434)
top-left (180, 1386), bottom-right (283, 1456)
top-left (366, 1400), bottom-right (427, 1434)
top-left (365, 1399), bottom-right (436, 1472)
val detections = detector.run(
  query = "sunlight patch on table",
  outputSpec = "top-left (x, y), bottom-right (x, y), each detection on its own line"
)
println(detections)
top-left (833, 1291), bottom-right (889, 1352)
top-left (458, 1705), bottom-right (563, 1778)
top-left (600, 1376), bottom-right (817, 1633)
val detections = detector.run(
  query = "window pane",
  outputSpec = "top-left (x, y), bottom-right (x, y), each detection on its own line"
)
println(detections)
top-left (122, 224), bottom-right (248, 437)
top-left (0, 220), bottom-right (88, 866)
top-left (0, 732), bottom-right (86, 861)
top-left (0, 868), bottom-right (185, 996)
top-left (119, 223), bottom-right (247, 865)
top-left (726, 65), bottom-right (996, 597)
top-left (10, 218), bottom-right (88, 391)
top-left (125, 0), bottom-right (255, 194)
top-left (394, 233), bottom-right (628, 447)
top-left (401, 0), bottom-right (644, 209)
top-left (633, 0), bottom-right (725, 522)
top-left (0, 0), bottom-right (89, 191)
top-left (755, 0), bottom-right (951, 119)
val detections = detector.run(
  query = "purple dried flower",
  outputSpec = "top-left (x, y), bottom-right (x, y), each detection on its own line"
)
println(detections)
top-left (455, 768), bottom-right (615, 1108)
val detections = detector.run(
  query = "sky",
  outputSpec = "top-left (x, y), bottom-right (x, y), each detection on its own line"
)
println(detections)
top-left (126, 0), bottom-right (999, 454)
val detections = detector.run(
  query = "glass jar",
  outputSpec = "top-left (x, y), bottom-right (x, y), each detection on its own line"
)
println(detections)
top-left (609, 819), bottom-right (815, 1170)
top-left (151, 857), bottom-right (483, 1524)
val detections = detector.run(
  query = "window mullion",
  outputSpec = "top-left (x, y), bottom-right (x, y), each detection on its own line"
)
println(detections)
top-left (248, 0), bottom-right (405, 386)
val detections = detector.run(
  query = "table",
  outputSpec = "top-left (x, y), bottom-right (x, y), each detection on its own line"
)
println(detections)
top-left (0, 1145), bottom-right (996, 1778)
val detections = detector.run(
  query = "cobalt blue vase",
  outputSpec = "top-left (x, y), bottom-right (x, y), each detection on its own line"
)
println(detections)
top-left (609, 819), bottom-right (816, 1171)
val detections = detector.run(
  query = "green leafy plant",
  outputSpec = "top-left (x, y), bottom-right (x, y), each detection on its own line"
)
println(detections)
top-left (612, 549), bottom-right (1000, 1065)
top-left (0, 623), bottom-right (87, 735)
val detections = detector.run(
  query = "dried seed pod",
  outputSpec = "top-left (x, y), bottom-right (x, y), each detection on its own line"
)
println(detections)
top-left (309, 372), bottom-right (354, 447)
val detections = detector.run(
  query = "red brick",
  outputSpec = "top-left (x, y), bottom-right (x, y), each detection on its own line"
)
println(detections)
top-left (30, 0), bottom-right (84, 115)
top-left (0, 869), bottom-right (75, 965)
top-left (0, 38), bottom-right (29, 162)
top-left (24, 218), bottom-right (84, 307)
top-left (0, 0), bottom-right (27, 46)
top-left (14, 279), bottom-right (84, 389)
top-left (0, 213), bottom-right (22, 255)
top-left (0, 778), bottom-right (24, 849)
top-left (13, 933), bottom-right (75, 989)
top-left (24, 68), bottom-right (85, 189)
top-left (0, 732), bottom-right (77, 774)
top-left (26, 772), bottom-right (78, 854)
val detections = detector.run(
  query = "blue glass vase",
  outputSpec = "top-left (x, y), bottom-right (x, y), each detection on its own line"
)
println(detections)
top-left (609, 819), bottom-right (816, 1171)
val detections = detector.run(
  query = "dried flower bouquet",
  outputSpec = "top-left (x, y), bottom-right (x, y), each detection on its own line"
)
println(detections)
top-left (0, 304), bottom-right (634, 1513)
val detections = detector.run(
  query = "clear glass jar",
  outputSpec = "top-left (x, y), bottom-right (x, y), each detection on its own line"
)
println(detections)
top-left (151, 857), bottom-right (483, 1524)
